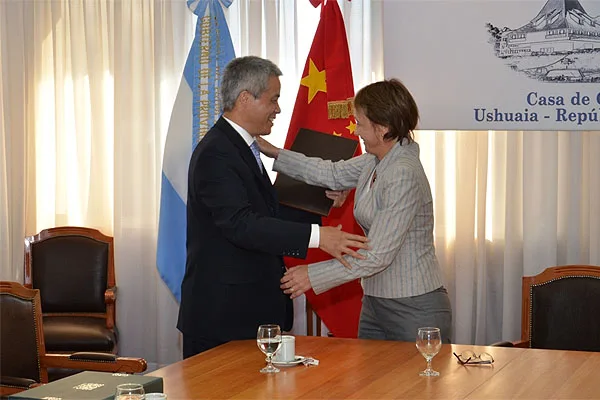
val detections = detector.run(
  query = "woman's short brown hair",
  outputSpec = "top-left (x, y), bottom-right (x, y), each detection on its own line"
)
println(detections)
top-left (353, 79), bottom-right (419, 144)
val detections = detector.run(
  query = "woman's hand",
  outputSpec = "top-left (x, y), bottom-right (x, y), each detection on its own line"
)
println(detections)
top-left (326, 189), bottom-right (350, 208)
top-left (256, 136), bottom-right (281, 159)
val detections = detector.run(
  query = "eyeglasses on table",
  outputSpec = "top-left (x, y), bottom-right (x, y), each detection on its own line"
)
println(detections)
top-left (453, 350), bottom-right (494, 365)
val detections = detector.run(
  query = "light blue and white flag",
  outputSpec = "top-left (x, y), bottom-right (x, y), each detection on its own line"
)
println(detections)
top-left (157, 0), bottom-right (235, 301)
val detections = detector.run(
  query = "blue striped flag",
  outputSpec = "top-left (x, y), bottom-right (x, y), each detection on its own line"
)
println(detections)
top-left (157, 0), bottom-right (235, 301)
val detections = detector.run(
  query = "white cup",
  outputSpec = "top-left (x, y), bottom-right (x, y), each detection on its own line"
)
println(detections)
top-left (273, 335), bottom-right (295, 362)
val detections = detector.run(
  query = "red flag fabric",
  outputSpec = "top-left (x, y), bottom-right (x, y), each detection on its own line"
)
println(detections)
top-left (284, 0), bottom-right (363, 338)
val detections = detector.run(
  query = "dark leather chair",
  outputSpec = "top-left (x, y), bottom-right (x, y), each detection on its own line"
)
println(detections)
top-left (0, 281), bottom-right (146, 397)
top-left (517, 265), bottom-right (600, 351)
top-left (24, 226), bottom-right (118, 354)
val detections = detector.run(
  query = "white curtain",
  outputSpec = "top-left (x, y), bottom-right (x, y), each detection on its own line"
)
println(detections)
top-left (0, 0), bottom-right (29, 284)
top-left (0, 0), bottom-right (195, 369)
top-left (414, 130), bottom-right (600, 345)
top-left (1, 0), bottom-right (598, 372)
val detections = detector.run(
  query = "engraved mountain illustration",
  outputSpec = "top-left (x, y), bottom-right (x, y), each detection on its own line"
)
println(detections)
top-left (486, 0), bottom-right (600, 82)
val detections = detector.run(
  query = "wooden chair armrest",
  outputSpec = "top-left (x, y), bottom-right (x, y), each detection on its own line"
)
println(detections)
top-left (0, 375), bottom-right (39, 389)
top-left (490, 339), bottom-right (530, 348)
top-left (68, 352), bottom-right (118, 362)
top-left (489, 341), bottom-right (515, 347)
top-left (105, 286), bottom-right (117, 304)
top-left (105, 286), bottom-right (117, 330)
top-left (43, 353), bottom-right (147, 374)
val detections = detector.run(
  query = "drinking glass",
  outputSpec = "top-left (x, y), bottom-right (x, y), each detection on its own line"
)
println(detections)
top-left (256, 324), bottom-right (282, 373)
top-left (416, 327), bottom-right (442, 376)
top-left (114, 383), bottom-right (145, 400)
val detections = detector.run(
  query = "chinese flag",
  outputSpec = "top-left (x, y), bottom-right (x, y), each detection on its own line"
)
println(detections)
top-left (284, 0), bottom-right (363, 338)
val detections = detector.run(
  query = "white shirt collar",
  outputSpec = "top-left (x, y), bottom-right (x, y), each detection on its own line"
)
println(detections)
top-left (223, 116), bottom-right (255, 147)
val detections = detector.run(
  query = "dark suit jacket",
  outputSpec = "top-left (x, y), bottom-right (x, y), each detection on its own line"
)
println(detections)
top-left (177, 117), bottom-right (316, 342)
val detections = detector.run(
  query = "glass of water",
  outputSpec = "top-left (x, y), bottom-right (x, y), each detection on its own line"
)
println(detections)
top-left (416, 327), bottom-right (442, 376)
top-left (114, 383), bottom-right (145, 399)
top-left (256, 324), bottom-right (282, 373)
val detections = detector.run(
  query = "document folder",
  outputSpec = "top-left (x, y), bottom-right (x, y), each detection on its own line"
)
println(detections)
top-left (274, 128), bottom-right (359, 216)
top-left (9, 371), bottom-right (163, 400)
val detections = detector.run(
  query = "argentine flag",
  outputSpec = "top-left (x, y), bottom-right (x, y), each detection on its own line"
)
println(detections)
top-left (157, 0), bottom-right (235, 301)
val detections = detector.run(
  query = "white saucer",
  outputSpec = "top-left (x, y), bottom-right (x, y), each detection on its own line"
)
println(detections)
top-left (272, 355), bottom-right (306, 367)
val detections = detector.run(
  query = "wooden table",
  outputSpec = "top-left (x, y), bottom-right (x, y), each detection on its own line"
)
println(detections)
top-left (147, 336), bottom-right (600, 399)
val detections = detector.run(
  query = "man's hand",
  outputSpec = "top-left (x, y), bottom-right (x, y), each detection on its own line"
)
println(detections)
top-left (280, 265), bottom-right (311, 299)
top-left (319, 225), bottom-right (369, 269)
top-left (256, 136), bottom-right (280, 159)
top-left (326, 189), bottom-right (350, 208)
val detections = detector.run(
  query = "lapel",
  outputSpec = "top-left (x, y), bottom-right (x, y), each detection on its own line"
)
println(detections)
top-left (355, 154), bottom-right (378, 203)
top-left (215, 118), bottom-right (278, 207)
top-left (355, 142), bottom-right (413, 218)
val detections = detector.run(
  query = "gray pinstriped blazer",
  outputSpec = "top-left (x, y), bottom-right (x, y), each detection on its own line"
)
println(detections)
top-left (273, 140), bottom-right (444, 299)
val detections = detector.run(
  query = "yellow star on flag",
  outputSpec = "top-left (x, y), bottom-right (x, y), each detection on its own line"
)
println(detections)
top-left (346, 120), bottom-right (356, 135)
top-left (300, 59), bottom-right (327, 104)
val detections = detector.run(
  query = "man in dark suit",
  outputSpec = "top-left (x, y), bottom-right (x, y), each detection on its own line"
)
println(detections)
top-left (177, 56), bottom-right (369, 358)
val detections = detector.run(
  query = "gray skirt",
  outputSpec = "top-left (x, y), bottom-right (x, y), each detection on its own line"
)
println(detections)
top-left (358, 287), bottom-right (453, 343)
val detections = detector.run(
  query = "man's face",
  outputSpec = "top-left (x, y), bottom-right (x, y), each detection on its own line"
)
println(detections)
top-left (245, 76), bottom-right (281, 136)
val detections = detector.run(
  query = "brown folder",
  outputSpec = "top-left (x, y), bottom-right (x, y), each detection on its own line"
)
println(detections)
top-left (274, 128), bottom-right (359, 216)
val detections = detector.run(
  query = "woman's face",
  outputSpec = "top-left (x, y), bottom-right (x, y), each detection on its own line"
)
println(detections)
top-left (354, 107), bottom-right (388, 158)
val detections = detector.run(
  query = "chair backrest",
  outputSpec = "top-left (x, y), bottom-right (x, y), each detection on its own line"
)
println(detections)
top-left (1, 281), bottom-right (146, 396)
top-left (24, 226), bottom-right (115, 316)
top-left (521, 265), bottom-right (600, 351)
top-left (0, 281), bottom-right (47, 384)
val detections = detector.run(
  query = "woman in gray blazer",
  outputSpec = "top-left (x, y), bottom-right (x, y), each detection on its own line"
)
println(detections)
top-left (259, 79), bottom-right (452, 343)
